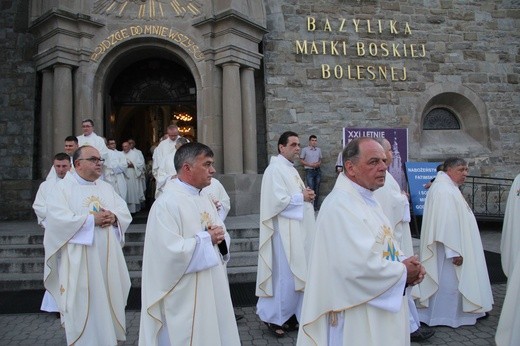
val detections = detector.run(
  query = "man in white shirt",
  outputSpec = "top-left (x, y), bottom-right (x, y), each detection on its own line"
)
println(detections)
top-left (256, 131), bottom-right (316, 338)
top-left (299, 134), bottom-right (322, 210)
top-left (297, 137), bottom-right (425, 346)
top-left (417, 157), bottom-right (493, 327)
top-left (139, 142), bottom-right (240, 345)
top-left (43, 145), bottom-right (132, 345)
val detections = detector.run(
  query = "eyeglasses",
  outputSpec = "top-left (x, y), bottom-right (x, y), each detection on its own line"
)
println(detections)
top-left (77, 157), bottom-right (105, 164)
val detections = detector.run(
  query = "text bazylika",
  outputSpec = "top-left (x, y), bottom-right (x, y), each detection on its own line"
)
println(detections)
top-left (294, 17), bottom-right (428, 81)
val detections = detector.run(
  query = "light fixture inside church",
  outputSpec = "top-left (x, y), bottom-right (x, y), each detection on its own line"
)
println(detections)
top-left (174, 113), bottom-right (192, 122)
top-left (178, 126), bottom-right (192, 134)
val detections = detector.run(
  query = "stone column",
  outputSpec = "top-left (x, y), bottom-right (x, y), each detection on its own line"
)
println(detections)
top-left (52, 64), bottom-right (73, 154)
top-left (241, 67), bottom-right (257, 174)
top-left (40, 69), bottom-right (54, 177)
top-left (222, 62), bottom-right (243, 174)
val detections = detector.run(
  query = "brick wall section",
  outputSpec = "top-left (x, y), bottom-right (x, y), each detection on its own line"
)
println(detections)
top-left (0, 0), bottom-right (36, 220)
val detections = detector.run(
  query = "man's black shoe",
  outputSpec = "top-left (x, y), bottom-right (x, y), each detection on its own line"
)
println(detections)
top-left (235, 313), bottom-right (244, 321)
top-left (477, 312), bottom-right (490, 320)
top-left (410, 327), bottom-right (435, 342)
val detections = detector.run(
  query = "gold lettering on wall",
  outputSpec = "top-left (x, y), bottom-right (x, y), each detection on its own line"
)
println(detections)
top-left (321, 64), bottom-right (407, 81)
top-left (298, 16), bottom-right (426, 81)
top-left (90, 26), bottom-right (205, 62)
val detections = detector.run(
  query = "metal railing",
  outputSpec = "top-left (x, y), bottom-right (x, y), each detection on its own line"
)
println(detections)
top-left (460, 175), bottom-right (514, 220)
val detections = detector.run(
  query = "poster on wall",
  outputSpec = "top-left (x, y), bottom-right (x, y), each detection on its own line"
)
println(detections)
top-left (405, 161), bottom-right (442, 216)
top-left (342, 128), bottom-right (409, 191)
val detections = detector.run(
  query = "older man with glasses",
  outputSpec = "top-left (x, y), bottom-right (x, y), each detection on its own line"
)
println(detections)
top-left (43, 145), bottom-right (132, 346)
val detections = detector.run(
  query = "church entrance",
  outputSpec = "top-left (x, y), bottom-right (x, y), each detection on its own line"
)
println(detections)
top-left (104, 57), bottom-right (197, 159)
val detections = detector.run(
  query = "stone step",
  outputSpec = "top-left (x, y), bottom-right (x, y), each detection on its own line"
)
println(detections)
top-left (0, 216), bottom-right (262, 291)
top-left (0, 271), bottom-right (145, 291)
top-left (0, 266), bottom-right (259, 291)
top-left (0, 234), bottom-right (43, 246)
top-left (0, 244), bottom-right (45, 257)
top-left (0, 240), bottom-right (258, 260)
top-left (0, 249), bottom-right (260, 273)
top-left (0, 232), bottom-right (258, 258)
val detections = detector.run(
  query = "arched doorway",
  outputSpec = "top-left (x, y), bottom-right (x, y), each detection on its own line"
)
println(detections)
top-left (105, 57), bottom-right (197, 158)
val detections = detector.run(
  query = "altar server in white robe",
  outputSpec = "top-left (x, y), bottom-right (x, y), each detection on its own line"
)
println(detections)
top-left (104, 138), bottom-right (128, 200)
top-left (123, 141), bottom-right (145, 213)
top-left (33, 152), bottom-right (71, 313)
top-left (139, 142), bottom-right (240, 346)
top-left (373, 138), bottom-right (434, 342)
top-left (297, 137), bottom-right (425, 346)
top-left (43, 145), bottom-right (132, 346)
top-left (417, 157), bottom-right (493, 327)
top-left (495, 173), bottom-right (520, 346)
top-left (256, 131), bottom-right (317, 337)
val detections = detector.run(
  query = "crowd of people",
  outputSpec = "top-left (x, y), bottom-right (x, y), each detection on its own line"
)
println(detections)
top-left (32, 126), bottom-right (518, 345)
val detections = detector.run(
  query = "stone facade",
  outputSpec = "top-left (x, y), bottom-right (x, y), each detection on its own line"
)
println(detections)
top-left (0, 1), bottom-right (37, 219)
top-left (0, 0), bottom-right (519, 220)
top-left (262, 1), bottom-right (519, 197)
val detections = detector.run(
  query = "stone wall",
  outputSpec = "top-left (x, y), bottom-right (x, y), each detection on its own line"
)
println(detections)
top-left (0, 1), bottom-right (37, 220)
top-left (262, 1), bottom-right (520, 198)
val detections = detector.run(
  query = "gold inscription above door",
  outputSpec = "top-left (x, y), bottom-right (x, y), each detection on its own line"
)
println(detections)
top-left (93, 0), bottom-right (203, 19)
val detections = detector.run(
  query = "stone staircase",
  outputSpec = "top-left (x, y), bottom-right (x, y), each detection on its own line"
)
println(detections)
top-left (0, 216), bottom-right (260, 291)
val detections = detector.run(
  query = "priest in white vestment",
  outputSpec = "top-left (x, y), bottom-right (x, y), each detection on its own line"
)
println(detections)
top-left (46, 136), bottom-right (77, 181)
top-left (373, 138), bottom-right (434, 342)
top-left (203, 177), bottom-right (231, 221)
top-left (256, 131), bottom-right (317, 337)
top-left (123, 141), bottom-right (145, 213)
top-left (495, 173), bottom-right (520, 346)
top-left (297, 137), bottom-right (425, 346)
top-left (33, 152), bottom-right (71, 313)
top-left (152, 125), bottom-right (187, 195)
top-left (77, 119), bottom-right (109, 160)
top-left (104, 139), bottom-right (128, 200)
top-left (43, 146), bottom-right (132, 346)
top-left (139, 142), bottom-right (240, 346)
top-left (417, 158), bottom-right (493, 327)
top-left (154, 136), bottom-right (189, 197)
top-left (128, 139), bottom-right (147, 199)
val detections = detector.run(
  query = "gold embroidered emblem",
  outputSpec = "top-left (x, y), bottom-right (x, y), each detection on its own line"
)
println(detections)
top-left (60, 285), bottom-right (65, 295)
top-left (83, 196), bottom-right (103, 214)
top-left (200, 211), bottom-right (213, 228)
top-left (377, 225), bottom-right (400, 261)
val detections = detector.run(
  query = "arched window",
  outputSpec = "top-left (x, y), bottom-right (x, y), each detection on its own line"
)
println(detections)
top-left (423, 107), bottom-right (461, 130)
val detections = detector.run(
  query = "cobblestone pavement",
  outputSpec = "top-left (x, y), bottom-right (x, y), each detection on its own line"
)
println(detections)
top-left (0, 283), bottom-right (506, 346)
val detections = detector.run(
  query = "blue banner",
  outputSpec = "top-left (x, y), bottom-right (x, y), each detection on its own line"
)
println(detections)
top-left (405, 161), bottom-right (441, 215)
